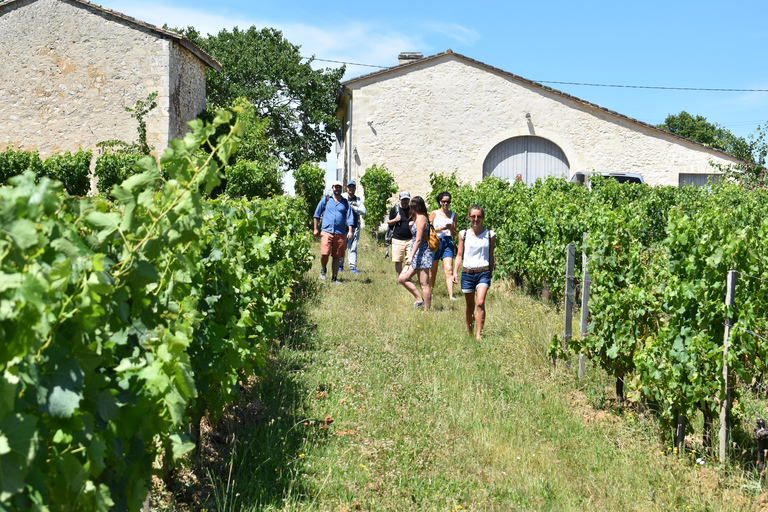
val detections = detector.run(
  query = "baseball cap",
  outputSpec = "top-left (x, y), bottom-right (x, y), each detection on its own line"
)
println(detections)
top-left (332, 180), bottom-right (343, 187)
top-left (399, 191), bottom-right (411, 199)
top-left (347, 180), bottom-right (356, 187)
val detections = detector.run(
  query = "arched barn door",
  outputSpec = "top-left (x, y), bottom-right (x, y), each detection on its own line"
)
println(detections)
top-left (482, 136), bottom-right (570, 185)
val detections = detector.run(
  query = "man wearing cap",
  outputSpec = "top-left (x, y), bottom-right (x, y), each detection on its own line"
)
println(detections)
top-left (387, 191), bottom-right (412, 278)
top-left (313, 181), bottom-right (354, 282)
top-left (339, 180), bottom-right (366, 274)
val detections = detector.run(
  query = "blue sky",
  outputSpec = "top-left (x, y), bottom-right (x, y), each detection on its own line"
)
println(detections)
top-left (98, 0), bottom-right (768, 178)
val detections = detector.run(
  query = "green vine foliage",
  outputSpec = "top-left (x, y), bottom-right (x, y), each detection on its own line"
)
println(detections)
top-left (0, 148), bottom-right (43, 184)
top-left (427, 172), bottom-right (768, 446)
top-left (125, 91), bottom-right (158, 156)
top-left (293, 162), bottom-right (325, 224)
top-left (93, 151), bottom-right (142, 195)
top-left (359, 163), bottom-right (397, 233)
top-left (0, 106), bottom-right (312, 510)
top-left (39, 149), bottom-right (92, 197)
top-left (223, 159), bottom-right (283, 199)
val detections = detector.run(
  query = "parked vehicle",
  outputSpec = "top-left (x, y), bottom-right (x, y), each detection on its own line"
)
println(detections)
top-left (571, 171), bottom-right (644, 187)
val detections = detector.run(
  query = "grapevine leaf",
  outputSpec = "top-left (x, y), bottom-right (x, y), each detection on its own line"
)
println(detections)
top-left (4, 219), bottom-right (38, 250)
top-left (47, 386), bottom-right (83, 418)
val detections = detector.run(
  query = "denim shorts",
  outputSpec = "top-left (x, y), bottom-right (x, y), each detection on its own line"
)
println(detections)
top-left (461, 269), bottom-right (492, 294)
top-left (434, 236), bottom-right (455, 260)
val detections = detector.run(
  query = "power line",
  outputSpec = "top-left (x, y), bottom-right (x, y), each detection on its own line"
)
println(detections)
top-left (304, 56), bottom-right (768, 92)
top-left (306, 57), bottom-right (388, 69)
top-left (534, 80), bottom-right (768, 93)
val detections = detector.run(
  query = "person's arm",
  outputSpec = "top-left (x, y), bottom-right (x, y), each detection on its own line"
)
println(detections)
top-left (387, 207), bottom-right (400, 226)
top-left (453, 231), bottom-right (464, 282)
top-left (355, 198), bottom-right (366, 217)
top-left (345, 200), bottom-right (355, 240)
top-left (448, 212), bottom-right (457, 238)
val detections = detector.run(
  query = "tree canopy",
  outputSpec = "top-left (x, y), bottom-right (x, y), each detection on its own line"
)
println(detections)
top-left (657, 111), bottom-right (752, 162)
top-left (182, 26), bottom-right (345, 170)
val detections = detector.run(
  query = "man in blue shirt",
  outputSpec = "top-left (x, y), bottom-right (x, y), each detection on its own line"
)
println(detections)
top-left (313, 181), bottom-right (354, 282)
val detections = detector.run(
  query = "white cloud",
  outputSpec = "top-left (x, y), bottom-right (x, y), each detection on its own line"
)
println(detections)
top-left (97, 1), bottom-right (423, 80)
top-left (424, 22), bottom-right (480, 46)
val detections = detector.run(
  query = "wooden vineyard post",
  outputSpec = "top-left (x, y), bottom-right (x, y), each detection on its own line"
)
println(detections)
top-left (676, 413), bottom-right (687, 456)
top-left (563, 244), bottom-right (575, 367)
top-left (579, 233), bottom-right (590, 381)
top-left (719, 270), bottom-right (737, 463)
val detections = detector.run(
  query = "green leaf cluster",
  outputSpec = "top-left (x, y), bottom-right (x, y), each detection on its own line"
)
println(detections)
top-left (181, 26), bottom-right (345, 170)
top-left (359, 163), bottom-right (397, 232)
top-left (39, 150), bottom-right (92, 197)
top-left (0, 107), bottom-right (312, 510)
top-left (1, 148), bottom-right (91, 197)
top-left (293, 162), bottom-right (325, 225)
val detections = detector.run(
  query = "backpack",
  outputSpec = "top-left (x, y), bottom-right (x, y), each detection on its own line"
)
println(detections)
top-left (384, 206), bottom-right (400, 245)
top-left (427, 221), bottom-right (439, 252)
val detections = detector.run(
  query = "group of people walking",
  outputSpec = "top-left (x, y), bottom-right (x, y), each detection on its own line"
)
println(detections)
top-left (313, 186), bottom-right (495, 340)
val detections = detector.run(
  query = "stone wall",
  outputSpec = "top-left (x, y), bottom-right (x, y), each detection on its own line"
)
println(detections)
top-left (0, 0), bottom-right (207, 159)
top-left (340, 54), bottom-right (741, 199)
top-left (168, 40), bottom-right (207, 142)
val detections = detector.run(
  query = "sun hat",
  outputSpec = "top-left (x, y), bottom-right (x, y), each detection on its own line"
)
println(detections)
top-left (399, 191), bottom-right (411, 199)
top-left (332, 180), bottom-right (343, 187)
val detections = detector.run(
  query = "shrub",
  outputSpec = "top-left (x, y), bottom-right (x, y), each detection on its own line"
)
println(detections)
top-left (224, 159), bottom-right (283, 199)
top-left (359, 163), bottom-right (397, 232)
top-left (94, 151), bottom-right (141, 195)
top-left (0, 148), bottom-right (42, 185)
top-left (293, 161), bottom-right (325, 224)
top-left (40, 149), bottom-right (92, 196)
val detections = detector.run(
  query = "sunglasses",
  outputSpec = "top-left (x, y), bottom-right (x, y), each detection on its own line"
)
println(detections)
top-left (441, 200), bottom-right (451, 204)
top-left (469, 215), bottom-right (484, 220)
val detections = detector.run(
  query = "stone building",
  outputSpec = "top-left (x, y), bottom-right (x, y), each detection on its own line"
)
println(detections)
top-left (335, 50), bottom-right (741, 198)
top-left (0, 0), bottom-right (220, 158)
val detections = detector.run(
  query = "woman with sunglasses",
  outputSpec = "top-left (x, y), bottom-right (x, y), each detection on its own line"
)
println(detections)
top-left (453, 205), bottom-right (495, 340)
top-left (398, 196), bottom-right (433, 310)
top-left (428, 191), bottom-right (457, 301)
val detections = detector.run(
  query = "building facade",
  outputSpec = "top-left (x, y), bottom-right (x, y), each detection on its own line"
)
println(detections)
top-left (336, 51), bottom-right (741, 199)
top-left (0, 0), bottom-right (220, 158)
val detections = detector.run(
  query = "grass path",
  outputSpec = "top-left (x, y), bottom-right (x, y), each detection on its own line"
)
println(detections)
top-left (191, 241), bottom-right (759, 511)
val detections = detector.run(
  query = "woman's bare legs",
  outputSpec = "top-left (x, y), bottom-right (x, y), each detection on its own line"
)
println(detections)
top-left (474, 285), bottom-right (489, 340)
top-left (464, 292), bottom-right (475, 336)
top-left (443, 257), bottom-right (455, 299)
top-left (398, 266), bottom-right (423, 302)
top-left (417, 268), bottom-right (433, 310)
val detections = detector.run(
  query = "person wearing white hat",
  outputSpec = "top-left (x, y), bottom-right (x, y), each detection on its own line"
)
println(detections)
top-left (313, 181), bottom-right (354, 282)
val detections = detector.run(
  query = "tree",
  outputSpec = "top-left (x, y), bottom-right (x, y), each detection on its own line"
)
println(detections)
top-left (181, 26), bottom-right (345, 170)
top-left (657, 111), bottom-right (751, 162)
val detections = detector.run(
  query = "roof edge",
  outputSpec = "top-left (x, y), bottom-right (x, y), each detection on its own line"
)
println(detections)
top-left (0, 0), bottom-right (222, 70)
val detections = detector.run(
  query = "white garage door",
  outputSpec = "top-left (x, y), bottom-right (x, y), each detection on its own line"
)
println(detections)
top-left (483, 136), bottom-right (570, 185)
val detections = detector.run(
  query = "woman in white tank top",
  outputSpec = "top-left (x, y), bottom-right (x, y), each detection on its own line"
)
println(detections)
top-left (453, 205), bottom-right (496, 340)
top-left (428, 191), bottom-right (457, 301)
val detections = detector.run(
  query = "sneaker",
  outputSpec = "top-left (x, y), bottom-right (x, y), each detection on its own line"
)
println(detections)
top-left (350, 268), bottom-right (361, 275)
top-left (338, 265), bottom-right (344, 272)
top-left (413, 300), bottom-right (424, 309)
top-left (332, 277), bottom-right (342, 284)
top-left (450, 296), bottom-right (458, 301)
top-left (319, 269), bottom-right (327, 281)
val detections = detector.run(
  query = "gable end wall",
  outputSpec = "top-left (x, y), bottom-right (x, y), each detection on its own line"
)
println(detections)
top-left (0, 0), bottom-right (205, 159)
top-left (341, 56), bottom-right (740, 198)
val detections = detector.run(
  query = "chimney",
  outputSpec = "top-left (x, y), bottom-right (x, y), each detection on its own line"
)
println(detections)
top-left (398, 52), bottom-right (423, 65)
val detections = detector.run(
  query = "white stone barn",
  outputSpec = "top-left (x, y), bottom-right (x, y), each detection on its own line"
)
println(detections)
top-left (335, 50), bottom-right (741, 198)
top-left (0, 0), bottom-right (220, 158)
